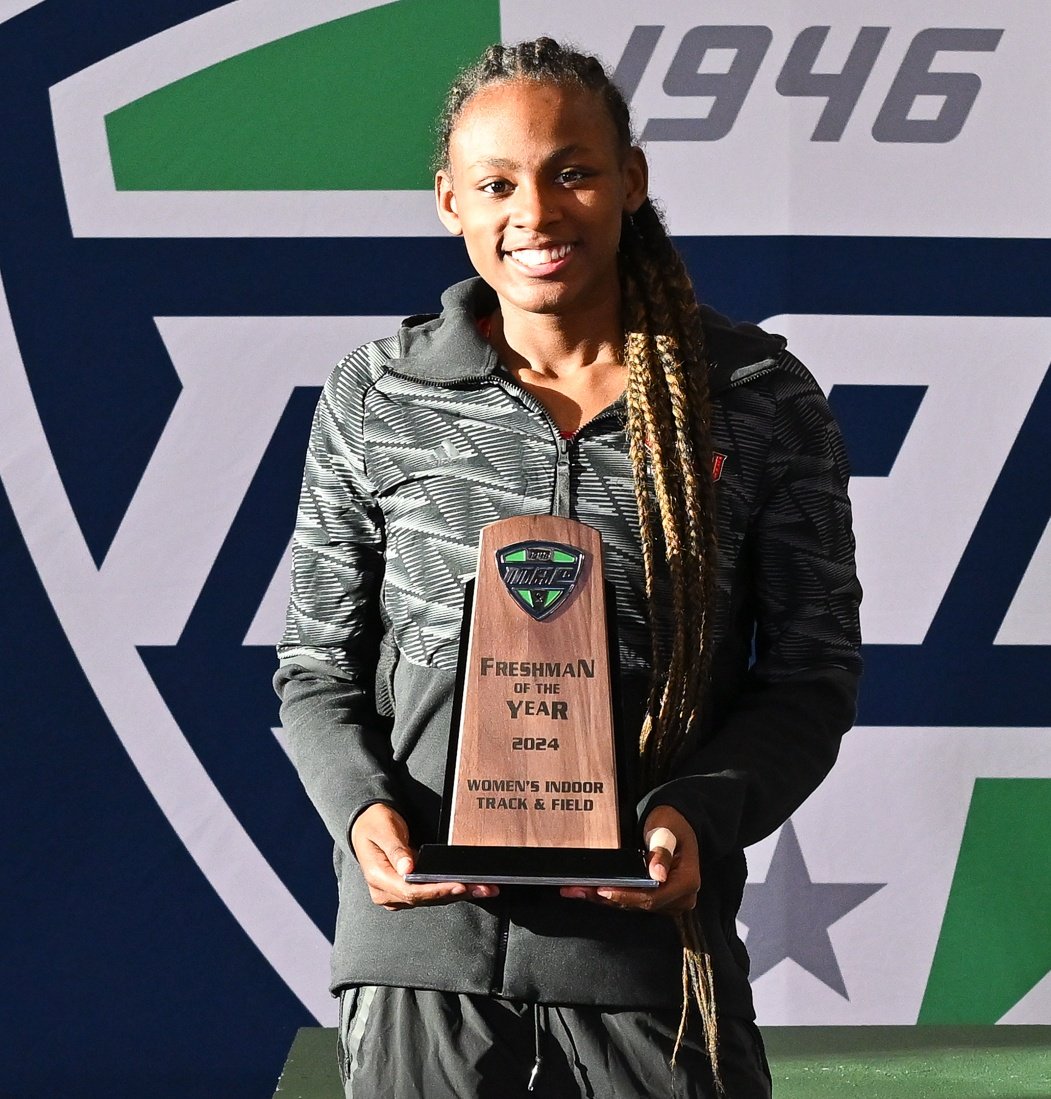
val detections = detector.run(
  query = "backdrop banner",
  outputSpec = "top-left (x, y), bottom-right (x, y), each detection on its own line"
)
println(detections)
top-left (1, 2), bottom-right (1048, 1097)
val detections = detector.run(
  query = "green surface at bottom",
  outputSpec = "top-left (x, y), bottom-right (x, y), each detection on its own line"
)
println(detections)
top-left (764, 1027), bottom-right (1051, 1098)
top-left (273, 1028), bottom-right (340, 1097)
top-left (274, 1026), bottom-right (1051, 1098)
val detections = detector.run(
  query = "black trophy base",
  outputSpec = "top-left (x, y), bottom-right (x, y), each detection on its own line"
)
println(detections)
top-left (405, 844), bottom-right (658, 889)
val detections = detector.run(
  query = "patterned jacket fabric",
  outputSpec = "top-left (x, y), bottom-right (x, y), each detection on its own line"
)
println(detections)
top-left (275, 277), bottom-right (862, 1016)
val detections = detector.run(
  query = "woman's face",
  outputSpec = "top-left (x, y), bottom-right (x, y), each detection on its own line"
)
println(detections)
top-left (436, 79), bottom-right (647, 321)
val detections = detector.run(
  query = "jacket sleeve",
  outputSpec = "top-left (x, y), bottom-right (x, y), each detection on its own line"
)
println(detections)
top-left (638, 359), bottom-right (862, 857)
top-left (273, 348), bottom-right (399, 855)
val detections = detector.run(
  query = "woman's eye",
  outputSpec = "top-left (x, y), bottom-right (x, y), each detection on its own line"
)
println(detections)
top-left (556, 169), bottom-right (588, 185)
top-left (481, 180), bottom-right (512, 195)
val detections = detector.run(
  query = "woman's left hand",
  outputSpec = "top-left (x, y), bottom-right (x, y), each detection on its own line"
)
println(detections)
top-left (559, 805), bottom-right (700, 914)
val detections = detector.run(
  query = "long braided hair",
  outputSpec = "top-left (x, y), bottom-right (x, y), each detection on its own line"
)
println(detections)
top-left (436, 38), bottom-right (722, 1082)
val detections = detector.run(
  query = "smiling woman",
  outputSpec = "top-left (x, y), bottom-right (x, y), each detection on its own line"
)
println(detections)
top-left (275, 36), bottom-right (861, 1099)
top-left (435, 80), bottom-right (646, 319)
top-left (435, 77), bottom-right (648, 434)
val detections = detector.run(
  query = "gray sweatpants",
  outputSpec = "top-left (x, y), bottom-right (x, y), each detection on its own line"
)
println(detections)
top-left (337, 986), bottom-right (772, 1099)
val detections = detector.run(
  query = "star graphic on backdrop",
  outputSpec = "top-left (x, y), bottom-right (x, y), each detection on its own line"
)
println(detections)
top-left (738, 820), bottom-right (885, 998)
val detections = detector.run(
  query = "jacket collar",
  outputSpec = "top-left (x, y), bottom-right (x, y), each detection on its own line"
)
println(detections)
top-left (390, 279), bottom-right (501, 382)
top-left (699, 304), bottom-right (786, 395)
top-left (390, 277), bottom-right (786, 393)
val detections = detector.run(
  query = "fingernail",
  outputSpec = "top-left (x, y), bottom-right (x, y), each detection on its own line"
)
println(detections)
top-left (469, 885), bottom-right (488, 898)
top-left (450, 884), bottom-right (467, 895)
top-left (597, 889), bottom-right (614, 899)
top-left (562, 888), bottom-right (586, 900)
top-left (395, 858), bottom-right (412, 876)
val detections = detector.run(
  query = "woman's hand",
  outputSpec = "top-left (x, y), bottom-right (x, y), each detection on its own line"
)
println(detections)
top-left (350, 803), bottom-right (499, 910)
top-left (559, 805), bottom-right (700, 914)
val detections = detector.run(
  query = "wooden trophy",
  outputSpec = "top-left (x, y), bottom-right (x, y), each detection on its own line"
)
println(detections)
top-left (407, 515), bottom-right (656, 887)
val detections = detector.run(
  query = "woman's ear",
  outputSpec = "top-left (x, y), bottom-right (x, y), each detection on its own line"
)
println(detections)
top-left (623, 145), bottom-right (649, 215)
top-left (435, 170), bottom-right (463, 236)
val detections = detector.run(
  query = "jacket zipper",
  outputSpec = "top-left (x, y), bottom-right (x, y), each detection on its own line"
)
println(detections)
top-left (553, 433), bottom-right (570, 517)
top-left (486, 373), bottom-right (602, 520)
top-left (491, 911), bottom-right (510, 994)
top-left (495, 374), bottom-right (627, 518)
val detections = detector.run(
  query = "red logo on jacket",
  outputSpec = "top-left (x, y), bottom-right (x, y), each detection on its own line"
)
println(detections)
top-left (712, 452), bottom-right (727, 482)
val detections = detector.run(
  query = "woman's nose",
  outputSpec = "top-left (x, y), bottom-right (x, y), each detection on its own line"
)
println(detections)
top-left (510, 182), bottom-right (559, 228)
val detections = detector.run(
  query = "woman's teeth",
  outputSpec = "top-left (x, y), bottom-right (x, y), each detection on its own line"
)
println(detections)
top-left (509, 244), bottom-right (573, 267)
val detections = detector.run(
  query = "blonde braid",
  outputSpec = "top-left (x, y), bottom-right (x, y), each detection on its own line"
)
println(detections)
top-left (622, 318), bottom-right (663, 768)
top-left (620, 204), bottom-right (722, 1086)
top-left (621, 275), bottom-right (693, 786)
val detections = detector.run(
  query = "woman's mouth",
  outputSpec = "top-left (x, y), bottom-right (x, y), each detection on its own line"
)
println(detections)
top-left (505, 243), bottom-right (575, 273)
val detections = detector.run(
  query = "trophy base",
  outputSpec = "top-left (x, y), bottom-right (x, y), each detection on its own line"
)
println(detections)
top-left (405, 844), bottom-right (658, 889)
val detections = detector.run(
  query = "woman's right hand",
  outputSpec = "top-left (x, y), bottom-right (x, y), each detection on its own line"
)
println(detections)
top-left (350, 803), bottom-right (499, 910)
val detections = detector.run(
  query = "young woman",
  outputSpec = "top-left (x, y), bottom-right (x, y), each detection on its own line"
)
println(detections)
top-left (276, 38), bottom-right (861, 1099)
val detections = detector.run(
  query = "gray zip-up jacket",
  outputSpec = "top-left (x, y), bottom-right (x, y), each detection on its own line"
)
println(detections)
top-left (275, 277), bottom-right (862, 1018)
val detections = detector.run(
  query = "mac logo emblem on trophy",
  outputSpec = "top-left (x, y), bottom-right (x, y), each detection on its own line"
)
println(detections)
top-left (496, 541), bottom-right (583, 621)
top-left (406, 515), bottom-right (656, 888)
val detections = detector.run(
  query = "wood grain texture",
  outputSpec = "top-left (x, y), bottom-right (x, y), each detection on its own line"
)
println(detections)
top-left (448, 516), bottom-right (620, 849)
